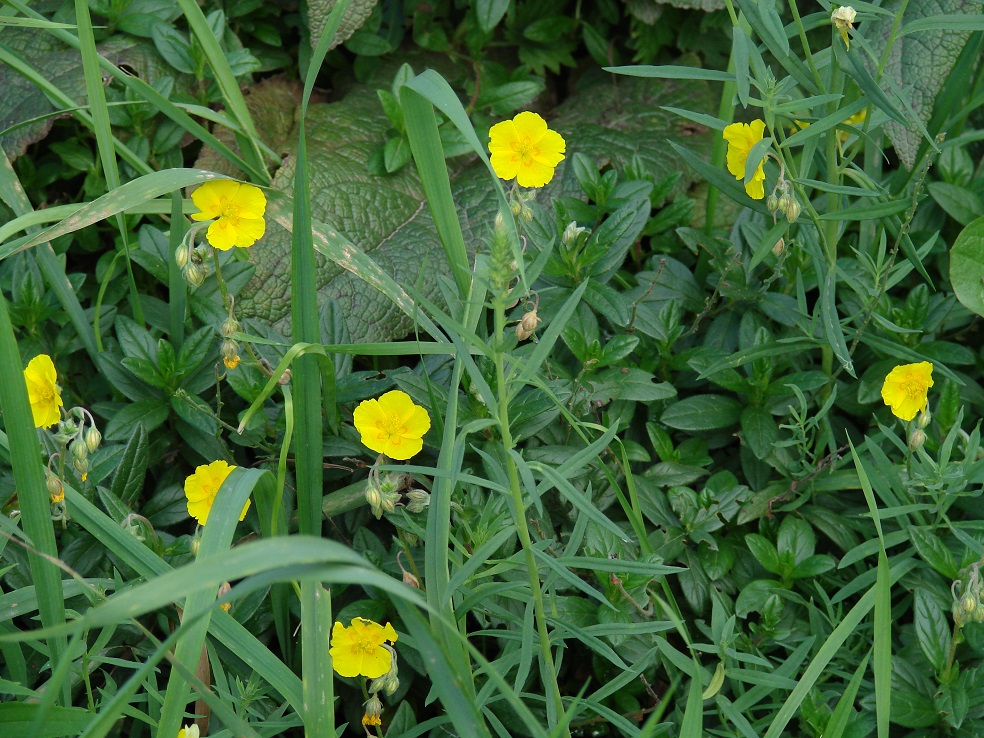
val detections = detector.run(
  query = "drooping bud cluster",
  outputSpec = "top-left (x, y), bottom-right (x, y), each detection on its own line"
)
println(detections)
top-left (515, 295), bottom-right (542, 342)
top-left (365, 470), bottom-right (404, 519)
top-left (952, 563), bottom-right (984, 627)
top-left (768, 179), bottom-right (801, 223)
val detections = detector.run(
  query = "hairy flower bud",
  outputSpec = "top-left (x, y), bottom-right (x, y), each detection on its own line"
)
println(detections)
top-left (405, 488), bottom-right (430, 514)
top-left (909, 428), bottom-right (927, 451)
top-left (766, 194), bottom-right (779, 213)
top-left (47, 475), bottom-right (64, 504)
top-left (278, 369), bottom-right (292, 385)
top-left (183, 262), bottom-right (205, 288)
top-left (175, 246), bottom-right (189, 270)
top-left (84, 426), bottom-right (102, 454)
top-left (221, 317), bottom-right (241, 338)
top-left (71, 439), bottom-right (88, 461)
top-left (772, 238), bottom-right (785, 257)
top-left (562, 221), bottom-right (588, 246)
top-left (776, 194), bottom-right (790, 214)
top-left (831, 6), bottom-right (856, 30)
top-left (916, 410), bottom-right (932, 430)
top-left (785, 198), bottom-right (801, 223)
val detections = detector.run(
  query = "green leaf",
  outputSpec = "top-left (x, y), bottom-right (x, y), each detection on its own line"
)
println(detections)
top-left (929, 181), bottom-right (984, 225)
top-left (909, 527), bottom-right (958, 578)
top-left (475, 0), bottom-right (511, 31)
top-left (0, 704), bottom-right (92, 737)
top-left (866, 0), bottom-right (983, 168)
top-left (913, 590), bottom-right (950, 672)
top-left (103, 398), bottom-right (170, 441)
top-left (745, 534), bottom-right (781, 575)
top-left (950, 215), bottom-right (984, 317)
top-left (661, 395), bottom-right (743, 432)
top-left (606, 65), bottom-right (735, 82)
top-left (110, 425), bottom-right (149, 507)
top-left (740, 406), bottom-right (778, 460)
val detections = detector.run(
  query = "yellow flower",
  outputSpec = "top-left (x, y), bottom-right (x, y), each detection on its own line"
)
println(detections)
top-left (184, 460), bottom-right (250, 526)
top-left (793, 109), bottom-right (865, 144)
top-left (881, 362), bottom-right (934, 421)
top-left (362, 713), bottom-right (382, 727)
top-left (353, 390), bottom-right (430, 461)
top-left (177, 725), bottom-right (199, 738)
top-left (329, 617), bottom-right (398, 678)
top-left (23, 354), bottom-right (63, 428)
top-left (190, 180), bottom-right (267, 251)
top-left (488, 111), bottom-right (566, 188)
top-left (723, 120), bottom-right (767, 200)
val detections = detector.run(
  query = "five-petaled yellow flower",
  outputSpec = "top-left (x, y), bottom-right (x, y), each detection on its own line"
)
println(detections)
top-left (191, 179), bottom-right (267, 251)
top-left (488, 111), bottom-right (566, 188)
top-left (184, 460), bottom-right (251, 526)
top-left (353, 390), bottom-right (431, 460)
top-left (177, 725), bottom-right (199, 738)
top-left (723, 120), bottom-right (767, 200)
top-left (24, 354), bottom-right (63, 428)
top-left (330, 617), bottom-right (398, 678)
top-left (881, 362), bottom-right (934, 421)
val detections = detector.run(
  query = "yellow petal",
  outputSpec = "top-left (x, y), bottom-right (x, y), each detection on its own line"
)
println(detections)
top-left (531, 129), bottom-right (566, 167)
top-left (378, 390), bottom-right (417, 423)
top-left (490, 150), bottom-right (521, 181)
top-left (191, 180), bottom-right (239, 219)
top-left (402, 405), bottom-right (431, 438)
top-left (234, 183), bottom-right (267, 219)
top-left (384, 435), bottom-right (423, 461)
top-left (206, 219), bottom-right (238, 251)
top-left (515, 159), bottom-right (556, 188)
top-left (232, 217), bottom-right (266, 248)
top-left (488, 119), bottom-right (519, 152)
top-left (511, 111), bottom-right (548, 142)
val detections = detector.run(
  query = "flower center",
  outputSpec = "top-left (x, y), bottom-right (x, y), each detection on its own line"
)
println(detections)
top-left (41, 386), bottom-right (55, 402)
top-left (351, 634), bottom-right (378, 655)
top-left (511, 136), bottom-right (540, 165)
top-left (902, 378), bottom-right (925, 399)
top-left (375, 412), bottom-right (407, 440)
top-left (218, 197), bottom-right (242, 220)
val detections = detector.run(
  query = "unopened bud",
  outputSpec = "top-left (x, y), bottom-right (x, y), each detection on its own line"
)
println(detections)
top-left (405, 488), bottom-right (430, 514)
top-left (278, 369), bottom-right (292, 385)
top-left (218, 581), bottom-right (232, 612)
top-left (510, 201), bottom-right (523, 217)
top-left (84, 426), bottom-right (102, 454)
top-left (785, 198), bottom-right (801, 222)
top-left (220, 338), bottom-right (240, 371)
top-left (73, 457), bottom-right (89, 477)
top-left (183, 262), bottom-right (205, 287)
top-left (221, 317), bottom-right (241, 337)
top-left (403, 569), bottom-right (420, 588)
top-left (562, 221), bottom-right (587, 246)
top-left (47, 475), bottom-right (64, 504)
top-left (962, 595), bottom-right (977, 613)
top-left (772, 238), bottom-right (785, 257)
top-left (909, 428), bottom-right (927, 450)
top-left (916, 410), bottom-right (931, 429)
top-left (766, 194), bottom-right (779, 213)
top-left (974, 605), bottom-right (984, 623)
top-left (521, 207), bottom-right (533, 222)
top-left (71, 439), bottom-right (88, 461)
top-left (776, 194), bottom-right (790, 214)
top-left (365, 483), bottom-right (383, 515)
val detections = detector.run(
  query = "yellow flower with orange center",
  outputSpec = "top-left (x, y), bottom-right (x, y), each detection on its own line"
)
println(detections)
top-left (183, 460), bottom-right (251, 526)
top-left (190, 179), bottom-right (267, 250)
top-left (881, 362), bottom-right (934, 421)
top-left (329, 617), bottom-right (398, 678)
top-left (23, 354), bottom-right (63, 428)
top-left (352, 390), bottom-right (430, 460)
top-left (488, 111), bottom-right (566, 188)
top-left (723, 120), bottom-right (768, 200)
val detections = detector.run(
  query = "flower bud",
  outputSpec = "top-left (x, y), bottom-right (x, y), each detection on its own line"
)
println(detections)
top-left (218, 581), bottom-right (232, 613)
top-left (71, 439), bottom-right (88, 461)
top-left (183, 262), bottom-right (205, 288)
top-left (916, 410), bottom-right (931, 429)
top-left (278, 369), bottom-right (292, 385)
top-left (766, 194), bottom-right (779, 213)
top-left (909, 428), bottom-right (927, 450)
top-left (510, 201), bottom-right (523, 217)
top-left (365, 483), bottom-right (383, 516)
top-left (521, 207), bottom-right (533, 222)
top-left (785, 198), bottom-right (801, 223)
top-left (221, 338), bottom-right (240, 370)
top-left (47, 475), bottom-right (64, 504)
top-left (175, 246), bottom-right (189, 270)
top-left (220, 317), bottom-right (241, 338)
top-left (362, 694), bottom-right (383, 727)
top-left (403, 569), bottom-right (420, 588)
top-left (831, 6), bottom-right (856, 30)
top-left (84, 426), bottom-right (102, 454)
top-left (73, 457), bottom-right (89, 478)
top-left (562, 221), bottom-right (587, 246)
top-left (962, 594), bottom-right (977, 613)
top-left (974, 605), bottom-right (984, 623)
top-left (405, 488), bottom-right (430, 514)
top-left (772, 238), bottom-right (785, 257)
top-left (776, 194), bottom-right (790, 214)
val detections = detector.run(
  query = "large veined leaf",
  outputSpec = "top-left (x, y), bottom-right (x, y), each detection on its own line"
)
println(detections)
top-left (231, 72), bottom-right (713, 341)
top-left (866, 0), bottom-right (982, 169)
top-left (306, 0), bottom-right (378, 50)
top-left (950, 215), bottom-right (984, 318)
top-left (0, 26), bottom-right (169, 159)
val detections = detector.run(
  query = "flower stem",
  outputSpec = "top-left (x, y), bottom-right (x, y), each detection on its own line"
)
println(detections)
top-left (492, 295), bottom-right (567, 734)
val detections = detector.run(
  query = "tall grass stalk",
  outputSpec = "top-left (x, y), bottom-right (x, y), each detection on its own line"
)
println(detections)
top-left (0, 292), bottom-right (68, 704)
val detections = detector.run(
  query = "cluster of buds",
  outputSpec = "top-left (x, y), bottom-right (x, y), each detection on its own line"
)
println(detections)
top-left (365, 470), bottom-right (404, 519)
top-left (220, 306), bottom-right (242, 371)
top-left (952, 562), bottom-right (984, 627)
top-left (52, 407), bottom-right (101, 484)
top-left (562, 221), bottom-right (588, 248)
top-left (509, 189), bottom-right (536, 223)
top-left (515, 294), bottom-right (542, 342)
top-left (766, 179), bottom-right (801, 224)
top-left (909, 409), bottom-right (931, 450)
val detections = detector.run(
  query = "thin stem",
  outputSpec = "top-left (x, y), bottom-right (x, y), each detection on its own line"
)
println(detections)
top-left (492, 297), bottom-right (567, 735)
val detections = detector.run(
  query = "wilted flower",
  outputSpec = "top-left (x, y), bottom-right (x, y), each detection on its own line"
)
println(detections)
top-left (831, 6), bottom-right (856, 48)
top-left (489, 112), bottom-right (566, 188)
top-left (881, 362), bottom-right (934, 421)
top-left (190, 180), bottom-right (267, 250)
top-left (23, 354), bottom-right (63, 428)
top-left (723, 120), bottom-right (767, 200)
